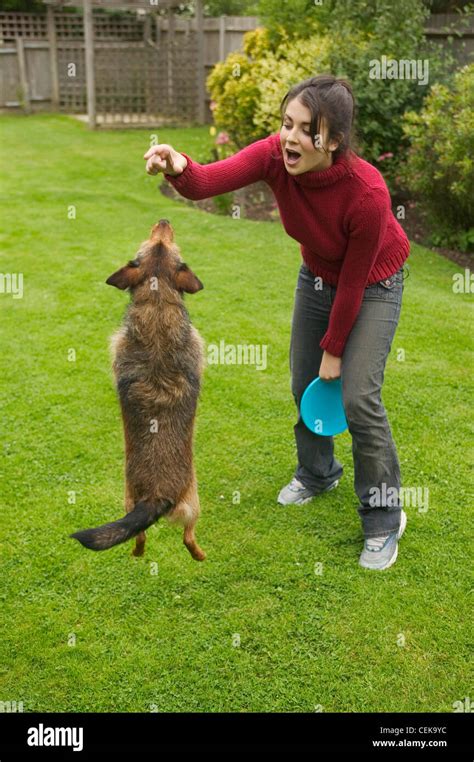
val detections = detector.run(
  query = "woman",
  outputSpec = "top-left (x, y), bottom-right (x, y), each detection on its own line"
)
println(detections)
top-left (144, 74), bottom-right (410, 571)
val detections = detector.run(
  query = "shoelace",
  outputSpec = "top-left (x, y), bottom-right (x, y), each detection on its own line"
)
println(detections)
top-left (366, 535), bottom-right (390, 552)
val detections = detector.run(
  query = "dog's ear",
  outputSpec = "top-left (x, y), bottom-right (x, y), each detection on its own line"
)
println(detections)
top-left (174, 264), bottom-right (203, 294)
top-left (106, 265), bottom-right (142, 291)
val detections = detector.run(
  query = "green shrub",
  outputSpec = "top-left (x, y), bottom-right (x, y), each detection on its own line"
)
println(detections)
top-left (323, 1), bottom-right (456, 190)
top-left (252, 31), bottom-right (333, 137)
top-left (400, 64), bottom-right (474, 251)
top-left (257, 0), bottom-right (321, 44)
top-left (207, 28), bottom-right (335, 149)
top-left (207, 5), bottom-right (453, 195)
top-left (206, 28), bottom-right (272, 149)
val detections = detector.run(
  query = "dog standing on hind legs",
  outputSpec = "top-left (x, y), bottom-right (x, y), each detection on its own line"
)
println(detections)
top-left (70, 219), bottom-right (206, 561)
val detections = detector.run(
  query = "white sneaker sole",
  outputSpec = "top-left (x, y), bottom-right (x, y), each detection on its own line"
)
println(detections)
top-left (397, 509), bottom-right (407, 540)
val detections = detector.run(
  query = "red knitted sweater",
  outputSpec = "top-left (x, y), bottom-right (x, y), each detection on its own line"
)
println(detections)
top-left (164, 132), bottom-right (410, 357)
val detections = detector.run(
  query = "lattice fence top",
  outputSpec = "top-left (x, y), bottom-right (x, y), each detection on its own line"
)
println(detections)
top-left (44, 0), bottom-right (179, 9)
top-left (0, 11), bottom-right (147, 42)
top-left (56, 12), bottom-right (146, 39)
top-left (0, 13), bottom-right (48, 40)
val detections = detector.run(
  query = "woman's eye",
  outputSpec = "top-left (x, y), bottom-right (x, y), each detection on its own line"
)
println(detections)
top-left (283, 123), bottom-right (310, 136)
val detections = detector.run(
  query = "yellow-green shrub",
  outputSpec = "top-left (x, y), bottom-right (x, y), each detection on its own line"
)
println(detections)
top-left (207, 27), bottom-right (331, 148)
top-left (401, 64), bottom-right (474, 251)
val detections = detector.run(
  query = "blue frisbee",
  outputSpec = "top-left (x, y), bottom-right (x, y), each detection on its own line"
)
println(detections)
top-left (300, 377), bottom-right (348, 436)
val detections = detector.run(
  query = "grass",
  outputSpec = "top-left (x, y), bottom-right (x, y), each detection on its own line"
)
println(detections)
top-left (0, 113), bottom-right (472, 713)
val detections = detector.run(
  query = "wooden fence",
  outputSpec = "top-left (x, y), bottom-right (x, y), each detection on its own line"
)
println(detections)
top-left (0, 10), bottom-right (472, 126)
top-left (0, 10), bottom-right (259, 125)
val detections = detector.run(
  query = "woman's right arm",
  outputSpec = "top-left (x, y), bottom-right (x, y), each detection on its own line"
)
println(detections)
top-left (143, 136), bottom-right (274, 201)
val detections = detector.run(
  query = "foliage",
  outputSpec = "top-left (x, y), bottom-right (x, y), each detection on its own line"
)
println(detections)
top-left (203, 0), bottom-right (259, 15)
top-left (208, 0), bottom-right (459, 200)
top-left (400, 64), bottom-right (474, 251)
top-left (207, 27), bottom-right (273, 148)
top-left (256, 0), bottom-right (322, 43)
top-left (0, 0), bottom-right (44, 10)
top-left (207, 27), bottom-right (334, 148)
top-left (258, 0), bottom-right (431, 45)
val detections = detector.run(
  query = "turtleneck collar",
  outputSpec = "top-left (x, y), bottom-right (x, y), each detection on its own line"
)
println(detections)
top-left (291, 149), bottom-right (357, 188)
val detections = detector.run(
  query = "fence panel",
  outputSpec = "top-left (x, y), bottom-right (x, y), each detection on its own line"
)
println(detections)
top-left (57, 41), bottom-right (86, 112)
top-left (0, 11), bottom-right (260, 124)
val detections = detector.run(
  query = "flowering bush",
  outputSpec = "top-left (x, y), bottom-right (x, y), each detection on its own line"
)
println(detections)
top-left (207, 27), bottom-right (332, 149)
top-left (207, 18), bottom-right (450, 170)
top-left (206, 28), bottom-right (271, 149)
top-left (400, 64), bottom-right (474, 251)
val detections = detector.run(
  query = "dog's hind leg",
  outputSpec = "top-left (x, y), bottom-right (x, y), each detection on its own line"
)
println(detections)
top-left (183, 519), bottom-right (206, 561)
top-left (169, 472), bottom-right (206, 561)
top-left (133, 531), bottom-right (146, 557)
top-left (125, 478), bottom-right (146, 557)
top-left (182, 472), bottom-right (206, 561)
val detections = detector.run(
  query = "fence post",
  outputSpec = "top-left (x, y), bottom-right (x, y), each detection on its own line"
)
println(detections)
top-left (143, 12), bottom-right (151, 43)
top-left (15, 37), bottom-right (31, 114)
top-left (47, 5), bottom-right (59, 110)
top-left (219, 14), bottom-right (226, 61)
top-left (167, 8), bottom-right (174, 112)
top-left (195, 0), bottom-right (205, 123)
top-left (155, 13), bottom-right (161, 47)
top-left (83, 0), bottom-right (96, 129)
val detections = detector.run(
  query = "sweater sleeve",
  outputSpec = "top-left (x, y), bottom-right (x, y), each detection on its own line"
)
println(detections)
top-left (319, 188), bottom-right (390, 358)
top-left (163, 135), bottom-right (274, 201)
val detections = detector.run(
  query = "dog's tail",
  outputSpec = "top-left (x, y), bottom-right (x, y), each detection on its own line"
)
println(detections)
top-left (69, 498), bottom-right (173, 551)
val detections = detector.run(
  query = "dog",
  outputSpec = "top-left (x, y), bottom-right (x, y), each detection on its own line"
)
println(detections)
top-left (70, 219), bottom-right (206, 560)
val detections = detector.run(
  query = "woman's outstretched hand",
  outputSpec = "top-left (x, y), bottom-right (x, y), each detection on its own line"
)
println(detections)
top-left (319, 350), bottom-right (342, 381)
top-left (144, 144), bottom-right (188, 177)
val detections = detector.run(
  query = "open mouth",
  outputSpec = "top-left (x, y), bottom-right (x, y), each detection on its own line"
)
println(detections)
top-left (285, 147), bottom-right (302, 166)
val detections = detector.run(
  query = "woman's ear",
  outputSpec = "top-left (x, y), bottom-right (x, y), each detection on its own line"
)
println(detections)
top-left (330, 132), bottom-right (344, 152)
top-left (106, 265), bottom-right (142, 290)
top-left (174, 264), bottom-right (204, 294)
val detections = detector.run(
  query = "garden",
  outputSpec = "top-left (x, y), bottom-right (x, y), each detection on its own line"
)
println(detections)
top-left (0, 0), bottom-right (472, 724)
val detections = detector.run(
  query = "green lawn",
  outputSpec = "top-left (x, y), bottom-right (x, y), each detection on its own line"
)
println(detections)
top-left (0, 114), bottom-right (472, 713)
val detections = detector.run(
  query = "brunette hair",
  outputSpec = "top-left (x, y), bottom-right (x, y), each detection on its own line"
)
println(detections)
top-left (280, 74), bottom-right (358, 158)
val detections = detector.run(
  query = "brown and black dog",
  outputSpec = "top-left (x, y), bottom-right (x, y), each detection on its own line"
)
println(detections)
top-left (70, 219), bottom-right (206, 560)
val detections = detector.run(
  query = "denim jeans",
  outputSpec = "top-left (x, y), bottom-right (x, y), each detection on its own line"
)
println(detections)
top-left (289, 262), bottom-right (407, 538)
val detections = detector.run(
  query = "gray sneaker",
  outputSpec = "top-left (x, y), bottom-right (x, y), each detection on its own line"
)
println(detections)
top-left (277, 477), bottom-right (339, 505)
top-left (359, 510), bottom-right (407, 571)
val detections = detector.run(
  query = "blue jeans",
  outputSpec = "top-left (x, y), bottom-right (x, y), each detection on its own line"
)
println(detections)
top-left (289, 263), bottom-right (407, 538)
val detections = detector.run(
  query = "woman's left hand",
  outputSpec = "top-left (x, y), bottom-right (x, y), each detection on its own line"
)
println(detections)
top-left (319, 350), bottom-right (342, 381)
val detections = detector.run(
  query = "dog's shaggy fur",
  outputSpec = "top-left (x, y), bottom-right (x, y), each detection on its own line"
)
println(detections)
top-left (70, 219), bottom-right (206, 560)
